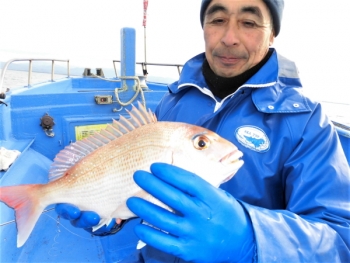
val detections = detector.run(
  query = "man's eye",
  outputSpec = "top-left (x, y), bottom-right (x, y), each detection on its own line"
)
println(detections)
top-left (211, 18), bottom-right (225, 24)
top-left (241, 20), bottom-right (257, 28)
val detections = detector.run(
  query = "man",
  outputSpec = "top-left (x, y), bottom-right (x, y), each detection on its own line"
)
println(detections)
top-left (57, 0), bottom-right (350, 262)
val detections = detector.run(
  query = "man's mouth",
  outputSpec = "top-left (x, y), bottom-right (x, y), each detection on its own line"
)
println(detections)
top-left (216, 55), bottom-right (243, 65)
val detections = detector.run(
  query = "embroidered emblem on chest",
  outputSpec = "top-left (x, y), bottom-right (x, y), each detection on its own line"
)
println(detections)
top-left (235, 126), bottom-right (270, 152)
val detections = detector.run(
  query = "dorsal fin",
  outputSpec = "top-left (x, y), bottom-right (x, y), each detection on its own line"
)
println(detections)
top-left (48, 102), bottom-right (157, 182)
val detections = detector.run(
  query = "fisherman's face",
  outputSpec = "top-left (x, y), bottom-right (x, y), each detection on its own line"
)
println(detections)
top-left (203, 0), bottom-right (274, 78)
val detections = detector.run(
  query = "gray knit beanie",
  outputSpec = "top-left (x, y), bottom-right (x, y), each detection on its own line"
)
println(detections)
top-left (200, 0), bottom-right (284, 36)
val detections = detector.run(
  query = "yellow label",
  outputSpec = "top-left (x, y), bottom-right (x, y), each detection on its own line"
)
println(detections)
top-left (75, 124), bottom-right (108, 141)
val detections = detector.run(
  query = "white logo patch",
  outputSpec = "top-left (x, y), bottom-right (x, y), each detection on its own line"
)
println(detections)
top-left (235, 126), bottom-right (270, 152)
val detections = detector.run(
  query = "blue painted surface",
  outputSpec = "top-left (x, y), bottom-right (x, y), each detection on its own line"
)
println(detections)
top-left (0, 94), bottom-right (11, 141)
top-left (0, 76), bottom-right (167, 262)
top-left (1, 208), bottom-right (141, 262)
top-left (0, 78), bottom-right (164, 261)
top-left (0, 27), bottom-right (168, 262)
top-left (120, 27), bottom-right (136, 90)
top-left (5, 77), bottom-right (166, 160)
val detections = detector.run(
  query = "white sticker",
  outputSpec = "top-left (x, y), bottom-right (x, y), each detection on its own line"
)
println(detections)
top-left (235, 126), bottom-right (270, 152)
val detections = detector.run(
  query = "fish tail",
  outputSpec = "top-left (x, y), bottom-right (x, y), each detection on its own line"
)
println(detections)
top-left (0, 184), bottom-right (44, 247)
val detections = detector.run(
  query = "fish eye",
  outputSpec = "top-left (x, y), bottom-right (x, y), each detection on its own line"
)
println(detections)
top-left (193, 135), bottom-right (211, 150)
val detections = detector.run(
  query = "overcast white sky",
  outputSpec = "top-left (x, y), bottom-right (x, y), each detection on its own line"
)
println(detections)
top-left (0, 0), bottom-right (349, 104)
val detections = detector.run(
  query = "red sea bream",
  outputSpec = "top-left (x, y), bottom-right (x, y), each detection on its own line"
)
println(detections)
top-left (0, 102), bottom-right (244, 247)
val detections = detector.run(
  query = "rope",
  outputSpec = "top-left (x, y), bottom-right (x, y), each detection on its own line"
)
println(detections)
top-left (115, 76), bottom-right (146, 107)
top-left (90, 74), bottom-right (146, 107)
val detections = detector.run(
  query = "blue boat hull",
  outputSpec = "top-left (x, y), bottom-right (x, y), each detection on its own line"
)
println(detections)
top-left (0, 75), bottom-right (168, 262)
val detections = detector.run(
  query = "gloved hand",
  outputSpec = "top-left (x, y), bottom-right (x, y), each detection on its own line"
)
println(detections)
top-left (55, 203), bottom-right (120, 236)
top-left (127, 163), bottom-right (256, 263)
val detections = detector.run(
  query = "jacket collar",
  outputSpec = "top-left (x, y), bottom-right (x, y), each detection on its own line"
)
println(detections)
top-left (168, 48), bottom-right (311, 113)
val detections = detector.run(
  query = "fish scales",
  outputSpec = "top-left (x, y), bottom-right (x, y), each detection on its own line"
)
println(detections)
top-left (43, 123), bottom-right (176, 214)
top-left (0, 102), bottom-right (244, 247)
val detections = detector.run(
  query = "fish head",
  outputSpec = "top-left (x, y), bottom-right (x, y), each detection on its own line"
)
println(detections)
top-left (171, 125), bottom-right (244, 188)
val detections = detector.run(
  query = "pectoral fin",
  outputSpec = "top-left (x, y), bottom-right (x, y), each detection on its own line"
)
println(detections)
top-left (92, 218), bottom-right (114, 232)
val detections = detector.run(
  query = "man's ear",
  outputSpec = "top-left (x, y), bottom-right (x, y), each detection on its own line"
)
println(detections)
top-left (269, 31), bottom-right (275, 46)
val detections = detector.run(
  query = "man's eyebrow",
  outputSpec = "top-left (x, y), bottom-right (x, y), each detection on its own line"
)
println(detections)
top-left (205, 4), bottom-right (228, 17)
top-left (240, 6), bottom-right (263, 19)
top-left (205, 4), bottom-right (264, 20)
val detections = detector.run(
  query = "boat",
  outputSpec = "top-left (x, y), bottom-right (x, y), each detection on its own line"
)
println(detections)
top-left (1, 24), bottom-right (349, 262)
top-left (0, 27), bottom-right (175, 262)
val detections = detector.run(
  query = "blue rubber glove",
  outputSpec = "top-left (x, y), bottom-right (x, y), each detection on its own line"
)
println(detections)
top-left (55, 204), bottom-right (120, 236)
top-left (127, 163), bottom-right (256, 263)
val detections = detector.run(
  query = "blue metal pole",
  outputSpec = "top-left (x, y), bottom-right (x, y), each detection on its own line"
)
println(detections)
top-left (120, 27), bottom-right (136, 90)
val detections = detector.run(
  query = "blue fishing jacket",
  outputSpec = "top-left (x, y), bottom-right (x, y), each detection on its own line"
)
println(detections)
top-left (136, 49), bottom-right (350, 262)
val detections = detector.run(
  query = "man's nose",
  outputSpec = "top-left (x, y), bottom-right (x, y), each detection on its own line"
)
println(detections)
top-left (221, 21), bottom-right (240, 47)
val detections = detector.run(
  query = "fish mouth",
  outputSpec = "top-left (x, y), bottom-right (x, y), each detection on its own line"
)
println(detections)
top-left (220, 149), bottom-right (243, 165)
top-left (220, 150), bottom-right (244, 183)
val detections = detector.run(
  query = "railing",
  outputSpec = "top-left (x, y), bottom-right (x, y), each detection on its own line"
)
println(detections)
top-left (0, 59), bottom-right (183, 100)
top-left (0, 59), bottom-right (70, 99)
top-left (112, 60), bottom-right (183, 78)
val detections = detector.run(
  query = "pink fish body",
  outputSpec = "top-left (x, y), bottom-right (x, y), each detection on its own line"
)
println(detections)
top-left (0, 102), bottom-right (244, 247)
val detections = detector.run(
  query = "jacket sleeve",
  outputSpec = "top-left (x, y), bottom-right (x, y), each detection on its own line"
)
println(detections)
top-left (241, 104), bottom-right (350, 262)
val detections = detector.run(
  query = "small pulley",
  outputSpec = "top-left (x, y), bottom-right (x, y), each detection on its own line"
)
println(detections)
top-left (0, 92), bottom-right (7, 106)
top-left (40, 114), bottom-right (55, 137)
